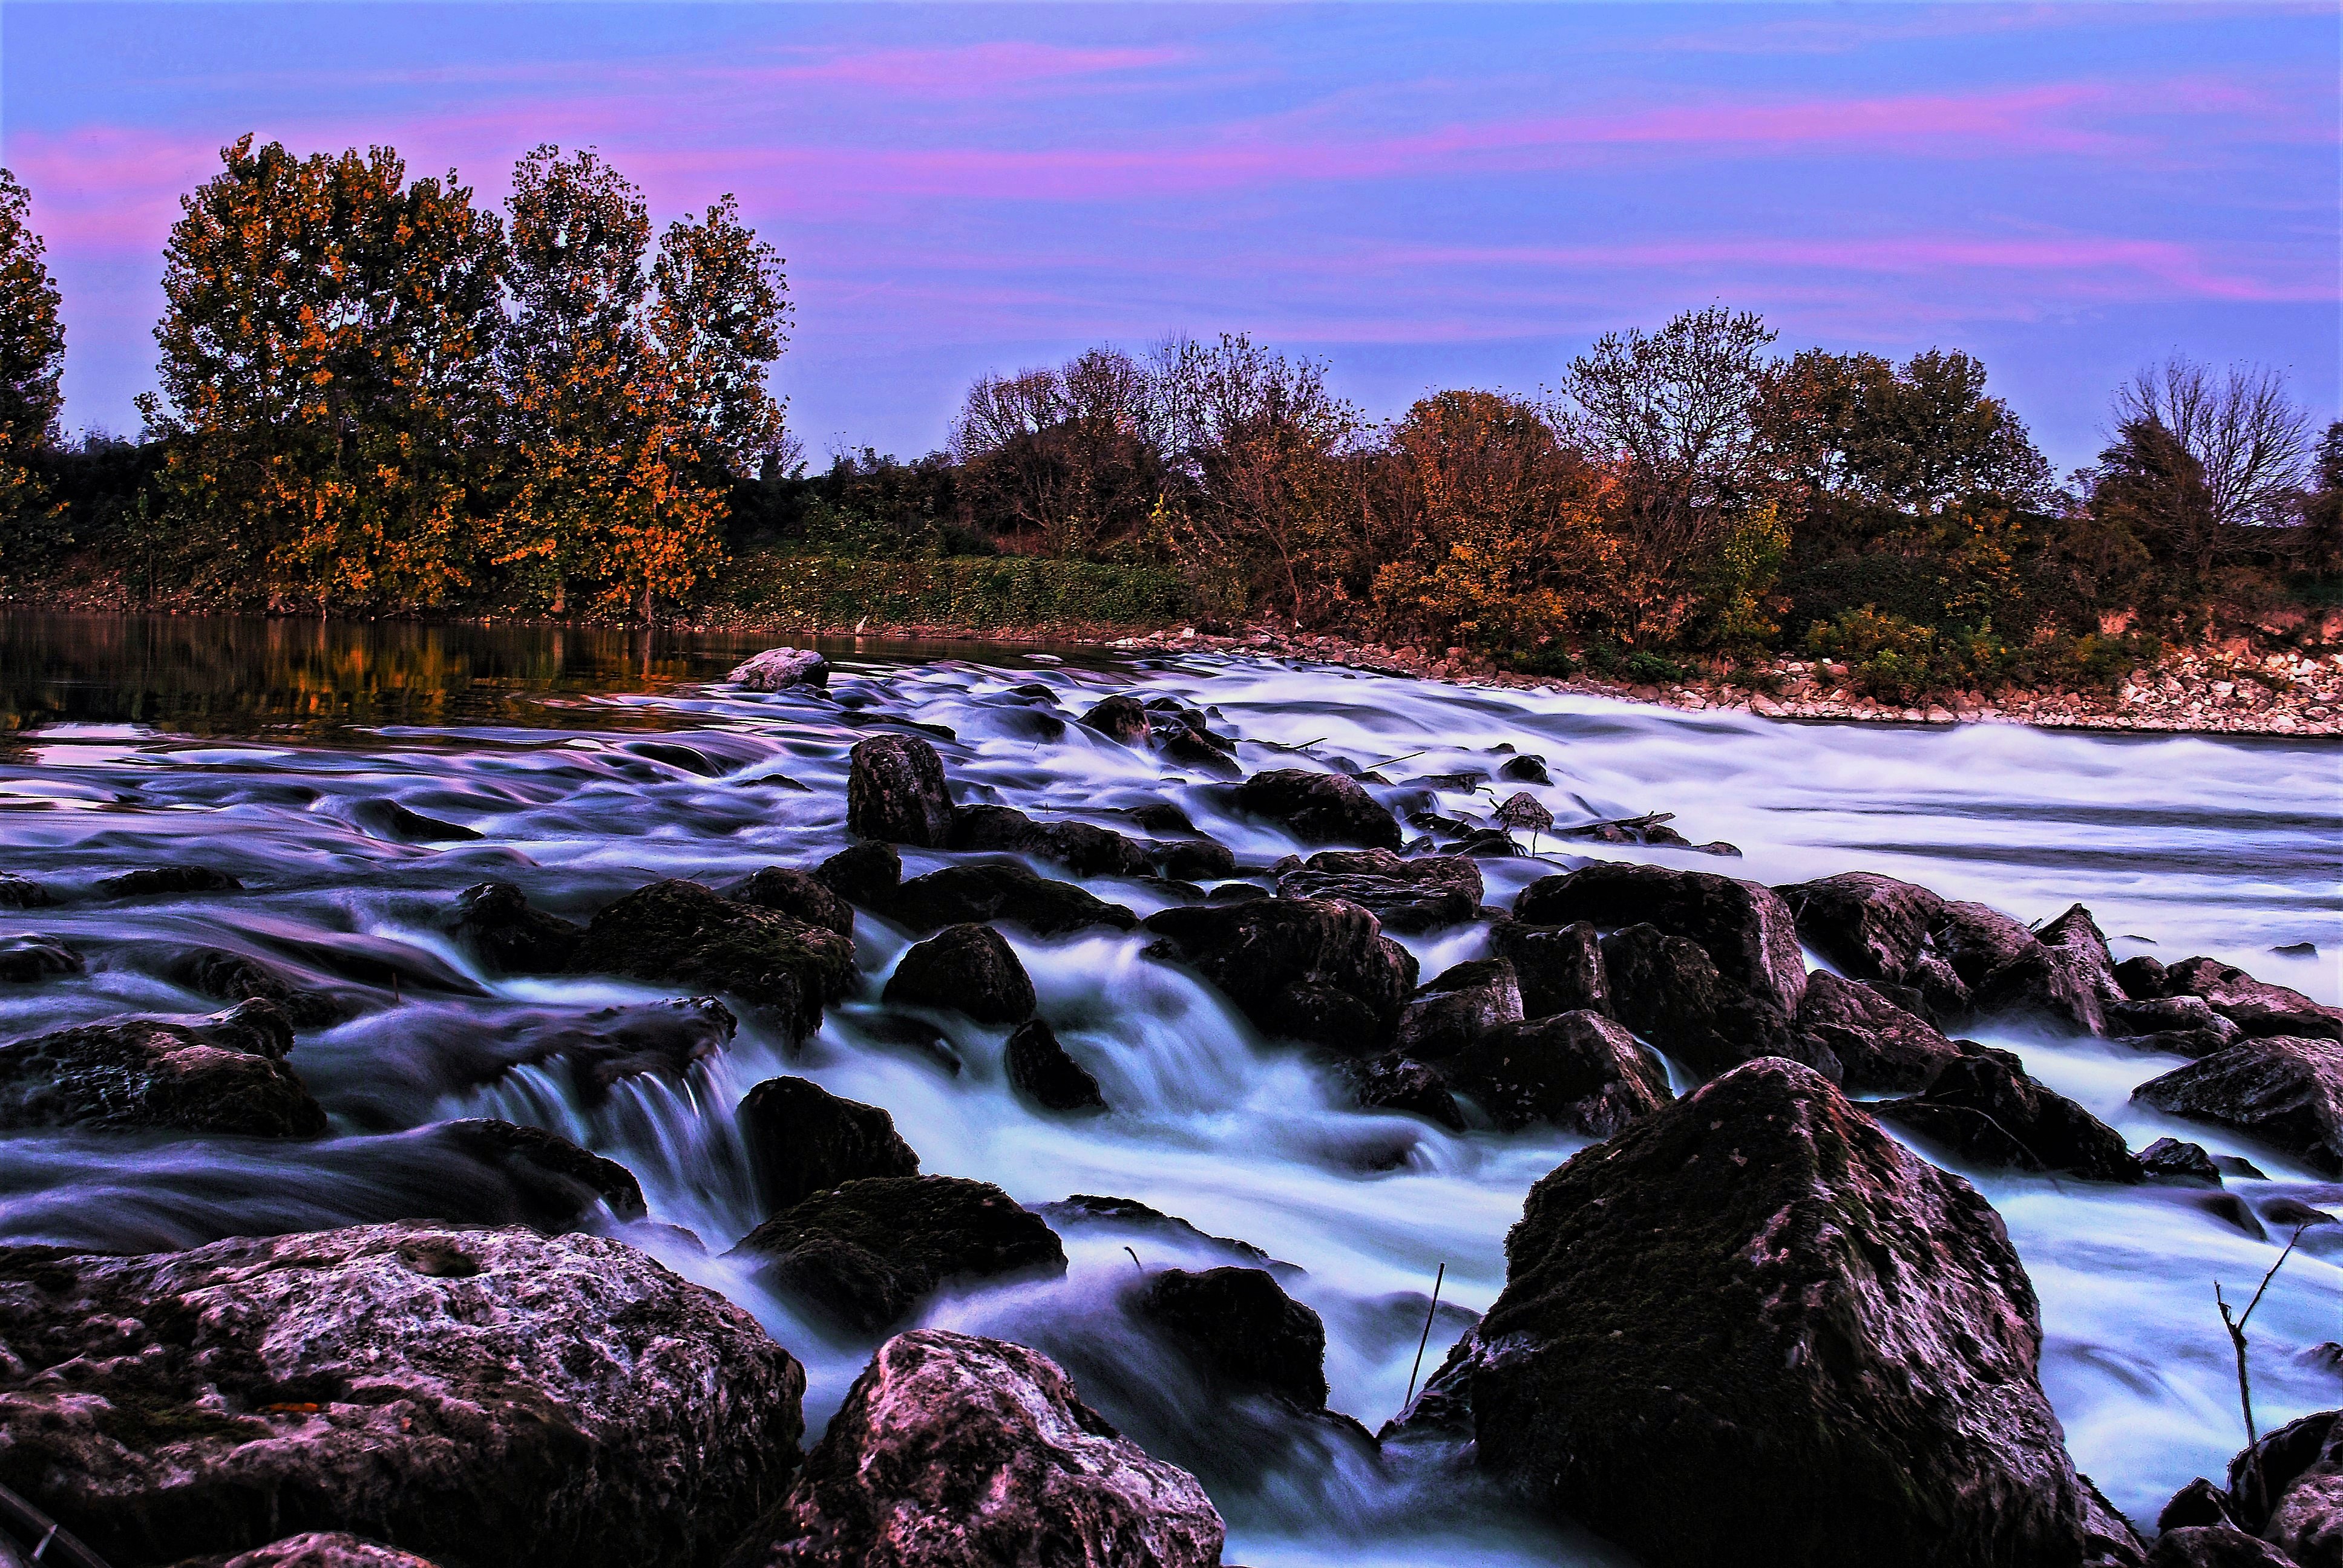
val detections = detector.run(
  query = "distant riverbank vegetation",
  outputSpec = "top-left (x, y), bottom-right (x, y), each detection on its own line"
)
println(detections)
top-left (1, 142), bottom-right (2337, 692)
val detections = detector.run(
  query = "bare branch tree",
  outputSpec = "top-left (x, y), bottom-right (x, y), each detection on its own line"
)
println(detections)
top-left (2114, 356), bottom-right (2312, 528)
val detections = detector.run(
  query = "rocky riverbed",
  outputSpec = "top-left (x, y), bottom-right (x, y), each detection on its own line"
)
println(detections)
top-left (0, 618), bottom-right (2337, 1568)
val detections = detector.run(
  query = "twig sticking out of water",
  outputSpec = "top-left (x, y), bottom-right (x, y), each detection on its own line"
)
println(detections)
top-left (2218, 1223), bottom-right (2307, 1521)
top-left (1259, 737), bottom-right (1326, 754)
top-left (1404, 1262), bottom-right (1447, 1409)
top-left (1124, 1246), bottom-right (1144, 1276)
top-left (1362, 748), bottom-right (1429, 771)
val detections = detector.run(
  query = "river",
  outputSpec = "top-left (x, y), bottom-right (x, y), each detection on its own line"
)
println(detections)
top-left (1, 610), bottom-right (2337, 1566)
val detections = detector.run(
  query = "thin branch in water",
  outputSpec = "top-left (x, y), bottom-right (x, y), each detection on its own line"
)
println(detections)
top-left (2217, 1222), bottom-right (2307, 1523)
top-left (1404, 1261), bottom-right (1447, 1408)
top-left (1124, 1245), bottom-right (1144, 1276)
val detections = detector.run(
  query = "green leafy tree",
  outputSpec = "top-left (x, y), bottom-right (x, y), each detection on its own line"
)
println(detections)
top-left (1761, 347), bottom-right (2051, 512)
top-left (0, 167), bottom-right (67, 573)
top-left (141, 136), bottom-right (504, 606)
top-left (650, 193), bottom-right (791, 477)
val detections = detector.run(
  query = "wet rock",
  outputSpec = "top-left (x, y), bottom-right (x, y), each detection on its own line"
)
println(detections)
top-left (2192, 1192), bottom-right (2270, 1241)
top-left (947, 805), bottom-right (1155, 878)
top-left (1516, 861), bottom-right (1807, 1014)
top-left (0, 1223), bottom-right (805, 1568)
top-left (162, 947), bottom-right (352, 1029)
top-left (847, 734), bottom-right (956, 848)
top-left (2158, 1410), bottom-right (2343, 1568)
top-left (2111, 995), bottom-right (2243, 1050)
top-left (1080, 694), bottom-right (1153, 745)
top-left (737, 1076), bottom-right (922, 1213)
top-left (732, 1176), bottom-right (1067, 1334)
top-left (1497, 754), bottom-right (1550, 783)
top-left (1154, 839), bottom-right (1236, 883)
top-left (2132, 1037), bottom-right (2343, 1176)
top-left (886, 861), bottom-right (1138, 937)
top-left (192, 1532), bottom-right (446, 1568)
top-left (2143, 1526), bottom-right (2298, 1567)
top-left (1793, 970), bottom-right (1967, 1094)
top-left (432, 1118), bottom-right (647, 1226)
top-left (726, 866), bottom-right (856, 939)
top-left (2115, 955), bottom-right (2171, 1000)
top-left (352, 799), bottom-right (480, 843)
top-left (1278, 849), bottom-right (1483, 933)
top-left (2261, 1197), bottom-right (2338, 1231)
top-left (0, 933), bottom-right (84, 984)
top-left (0, 1000), bottom-right (324, 1138)
top-left (1970, 904), bottom-right (2125, 1036)
top-left (1034, 1195), bottom-right (1280, 1270)
top-left (1489, 920), bottom-right (1610, 1019)
top-left (1401, 1057), bottom-right (2121, 1568)
top-left (1932, 900), bottom-right (2039, 988)
top-left (569, 879), bottom-right (855, 1040)
top-left (883, 924), bottom-right (1037, 1024)
top-left (1876, 1055), bottom-right (2142, 1182)
top-left (1337, 1053), bottom-right (1464, 1130)
top-left (1136, 1267), bottom-right (1329, 1409)
top-left (729, 647), bottom-right (831, 690)
top-left (1228, 769), bottom-right (1403, 851)
top-left (1004, 1018), bottom-right (1107, 1114)
top-left (1778, 871), bottom-right (1967, 1018)
top-left (1394, 956), bottom-right (1522, 1059)
top-left (2163, 958), bottom-right (2343, 1043)
top-left (1126, 802), bottom-right (1198, 836)
top-left (94, 864), bottom-right (244, 898)
top-left (1444, 1010), bottom-right (1672, 1135)
top-left (631, 741), bottom-right (715, 775)
top-left (1155, 725), bottom-right (1242, 779)
top-left (1598, 924), bottom-right (1804, 1079)
top-left (732, 1329), bottom-right (1224, 1568)
top-left (2140, 1137), bottom-right (2224, 1186)
top-left (0, 871), bottom-right (52, 907)
top-left (2161, 1476), bottom-right (2241, 1531)
top-left (450, 880), bottom-right (584, 975)
top-left (1142, 898), bottom-right (1415, 1054)
top-left (814, 841), bottom-right (903, 909)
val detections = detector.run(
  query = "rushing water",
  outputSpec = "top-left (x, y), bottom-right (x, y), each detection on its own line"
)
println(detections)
top-left (1, 610), bottom-right (2338, 1564)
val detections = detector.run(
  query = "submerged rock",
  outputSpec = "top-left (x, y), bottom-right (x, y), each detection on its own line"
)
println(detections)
top-left (1794, 970), bottom-right (1968, 1094)
top-left (0, 1224), bottom-right (805, 1568)
top-left (1395, 956), bottom-right (1523, 1059)
top-left (1136, 1266), bottom-right (1329, 1408)
top-left (1142, 898), bottom-right (1415, 1054)
top-left (450, 880), bottom-right (585, 975)
top-left (946, 804), bottom-right (1155, 878)
top-left (883, 924), bottom-right (1036, 1025)
top-left (0, 871), bottom-right (53, 908)
top-left (1153, 838), bottom-right (1237, 883)
top-left (352, 799), bottom-right (480, 844)
top-left (1004, 1019), bottom-right (1107, 1114)
top-left (569, 879), bottom-right (855, 1040)
top-left (0, 999), bottom-right (324, 1138)
top-left (732, 1330), bottom-right (1224, 1567)
top-left (886, 861), bottom-right (1138, 937)
top-left (431, 1118), bottom-right (647, 1227)
top-left (159, 946), bottom-right (352, 1029)
top-left (729, 647), bottom-right (831, 690)
top-left (1278, 849), bottom-right (1483, 933)
top-left (1516, 861), bottom-right (1807, 1015)
top-left (1399, 1057), bottom-right (2126, 1568)
top-left (732, 1176), bottom-right (1067, 1334)
top-left (1488, 919), bottom-right (1610, 1020)
top-left (2132, 1036), bottom-right (2343, 1176)
top-left (95, 864), bottom-right (244, 898)
top-left (736, 1077), bottom-right (922, 1214)
top-left (0, 933), bottom-right (84, 984)
top-left (1034, 1195), bottom-right (1281, 1271)
top-left (726, 866), bottom-right (857, 939)
top-left (847, 734), bottom-right (956, 848)
top-left (1444, 1010), bottom-right (1672, 1135)
top-left (1228, 769), bottom-right (1403, 851)
top-left (1876, 1055), bottom-right (2143, 1183)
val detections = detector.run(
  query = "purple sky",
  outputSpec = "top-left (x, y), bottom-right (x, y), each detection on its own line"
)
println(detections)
top-left (4, 3), bottom-right (2336, 474)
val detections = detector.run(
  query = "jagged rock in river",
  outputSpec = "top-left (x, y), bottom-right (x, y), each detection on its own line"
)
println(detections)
top-left (568, 879), bottom-right (854, 1041)
top-left (0, 1223), bottom-right (805, 1568)
top-left (1777, 870), bottom-right (1968, 1018)
top-left (847, 734), bottom-right (956, 848)
top-left (0, 999), bottom-right (324, 1138)
top-left (1395, 1057), bottom-right (2137, 1568)
top-left (883, 924), bottom-right (1037, 1025)
top-left (1227, 768), bottom-right (1403, 851)
top-left (1793, 970), bottom-right (1968, 1094)
top-left (1337, 1053), bottom-right (1464, 1129)
top-left (2132, 1036), bottom-right (2343, 1176)
top-left (1278, 848), bottom-right (1484, 933)
top-left (2138, 1137), bottom-right (2223, 1186)
top-left (1488, 918), bottom-right (1610, 1020)
top-left (1876, 1055), bottom-right (2143, 1183)
top-left (1003, 1019), bottom-right (1107, 1114)
top-left (1153, 838), bottom-right (1237, 883)
top-left (815, 841), bottom-right (904, 910)
top-left (736, 1076), bottom-right (922, 1214)
top-left (1598, 923), bottom-right (1806, 1080)
top-left (730, 1175), bottom-right (1067, 1335)
top-left (1516, 861), bottom-right (1807, 1015)
top-left (450, 880), bottom-right (585, 974)
top-left (1142, 897), bottom-right (1415, 1055)
top-left (729, 1330), bottom-right (1224, 1567)
top-left (726, 866), bottom-right (857, 939)
top-left (946, 804), bottom-right (1155, 878)
top-left (1932, 899), bottom-right (2040, 988)
top-left (1969, 904), bottom-right (2126, 1036)
top-left (430, 1118), bottom-right (647, 1227)
top-left (2161, 958), bottom-right (2343, 1043)
top-left (729, 647), bottom-right (831, 690)
top-left (1135, 1266), bottom-right (1329, 1409)
top-left (1394, 956), bottom-right (1522, 1059)
top-left (888, 862), bottom-right (1138, 938)
top-left (2151, 1408), bottom-right (2342, 1568)
top-left (1443, 1010), bottom-right (1671, 1135)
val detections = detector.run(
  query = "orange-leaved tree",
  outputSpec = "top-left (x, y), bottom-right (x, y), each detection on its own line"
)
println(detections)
top-left (0, 166), bottom-right (66, 575)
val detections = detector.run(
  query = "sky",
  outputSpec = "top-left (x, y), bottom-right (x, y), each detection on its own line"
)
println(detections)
top-left (2, 2), bottom-right (2336, 475)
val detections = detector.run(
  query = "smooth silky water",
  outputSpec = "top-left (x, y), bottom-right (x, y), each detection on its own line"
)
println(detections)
top-left (1, 611), bottom-right (2336, 1565)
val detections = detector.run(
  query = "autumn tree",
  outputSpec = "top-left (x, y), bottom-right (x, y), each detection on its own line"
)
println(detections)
top-left (1760, 347), bottom-right (2050, 513)
top-left (142, 137), bottom-right (504, 606)
top-left (649, 192), bottom-right (791, 477)
top-left (952, 346), bottom-right (1170, 557)
top-left (0, 167), bottom-right (66, 573)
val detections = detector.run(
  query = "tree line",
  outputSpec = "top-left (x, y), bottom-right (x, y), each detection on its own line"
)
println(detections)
top-left (0, 142), bottom-right (2336, 693)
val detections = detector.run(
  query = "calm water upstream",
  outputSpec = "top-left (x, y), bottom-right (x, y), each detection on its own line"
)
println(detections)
top-left (1, 610), bottom-right (2338, 1566)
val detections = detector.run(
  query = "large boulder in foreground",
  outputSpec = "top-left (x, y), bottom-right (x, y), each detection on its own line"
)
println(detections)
top-left (730, 1329), bottom-right (1224, 1567)
top-left (569, 880), bottom-right (855, 1040)
top-left (1228, 769), bottom-right (1402, 851)
top-left (1142, 898), bottom-right (1415, 1054)
top-left (2132, 1036), bottom-right (2343, 1176)
top-left (0, 1224), bottom-right (805, 1568)
top-left (882, 924), bottom-right (1036, 1025)
top-left (731, 1176), bottom-right (1066, 1334)
top-left (1516, 862), bottom-right (1807, 1015)
top-left (0, 999), bottom-right (324, 1138)
top-left (1400, 1058), bottom-right (2125, 1568)
top-left (1443, 1010), bottom-right (1671, 1136)
top-left (847, 735), bottom-right (956, 848)
top-left (736, 1077), bottom-right (922, 1214)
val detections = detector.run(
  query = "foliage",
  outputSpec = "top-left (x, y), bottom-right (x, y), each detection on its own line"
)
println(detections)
top-left (0, 166), bottom-right (65, 575)
top-left (713, 549), bottom-right (1187, 630)
top-left (1760, 347), bottom-right (2051, 512)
